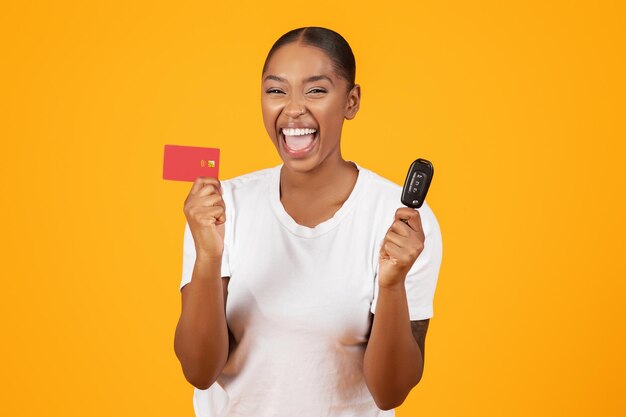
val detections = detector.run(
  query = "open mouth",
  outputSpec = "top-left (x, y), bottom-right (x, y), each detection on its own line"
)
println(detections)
top-left (280, 127), bottom-right (319, 157)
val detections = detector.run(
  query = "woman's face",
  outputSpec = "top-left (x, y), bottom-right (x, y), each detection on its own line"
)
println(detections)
top-left (261, 42), bottom-right (360, 173)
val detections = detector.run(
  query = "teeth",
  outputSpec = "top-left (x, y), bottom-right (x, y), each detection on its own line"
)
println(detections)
top-left (282, 128), bottom-right (317, 136)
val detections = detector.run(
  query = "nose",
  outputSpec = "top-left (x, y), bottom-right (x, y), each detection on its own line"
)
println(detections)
top-left (283, 96), bottom-right (306, 118)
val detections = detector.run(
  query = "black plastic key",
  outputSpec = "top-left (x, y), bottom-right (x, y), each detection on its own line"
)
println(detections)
top-left (401, 158), bottom-right (434, 209)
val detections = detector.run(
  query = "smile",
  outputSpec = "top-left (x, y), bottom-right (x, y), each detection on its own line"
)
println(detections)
top-left (280, 128), bottom-right (318, 157)
top-left (282, 128), bottom-right (317, 136)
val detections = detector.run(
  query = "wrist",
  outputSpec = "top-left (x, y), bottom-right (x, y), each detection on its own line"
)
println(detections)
top-left (377, 279), bottom-right (407, 292)
top-left (194, 241), bottom-right (223, 259)
top-left (192, 253), bottom-right (224, 284)
top-left (377, 264), bottom-right (410, 287)
top-left (195, 251), bottom-right (223, 264)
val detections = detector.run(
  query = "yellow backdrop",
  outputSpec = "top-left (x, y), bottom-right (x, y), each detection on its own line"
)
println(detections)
top-left (1, 1), bottom-right (624, 416)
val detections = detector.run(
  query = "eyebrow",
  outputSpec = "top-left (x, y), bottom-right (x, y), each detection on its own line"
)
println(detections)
top-left (264, 74), bottom-right (335, 86)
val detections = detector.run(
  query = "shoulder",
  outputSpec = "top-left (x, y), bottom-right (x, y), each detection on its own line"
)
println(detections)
top-left (356, 163), bottom-right (402, 198)
top-left (218, 165), bottom-right (279, 205)
top-left (217, 165), bottom-right (282, 237)
top-left (355, 163), bottom-right (441, 237)
top-left (220, 165), bottom-right (278, 192)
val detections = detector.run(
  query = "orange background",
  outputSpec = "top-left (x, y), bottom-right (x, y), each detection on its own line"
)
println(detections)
top-left (1, 1), bottom-right (625, 416)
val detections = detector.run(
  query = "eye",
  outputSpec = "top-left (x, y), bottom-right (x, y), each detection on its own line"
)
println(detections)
top-left (307, 88), bottom-right (327, 94)
top-left (266, 88), bottom-right (285, 95)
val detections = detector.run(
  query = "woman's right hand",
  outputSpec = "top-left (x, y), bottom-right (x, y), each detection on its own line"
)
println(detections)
top-left (183, 177), bottom-right (226, 259)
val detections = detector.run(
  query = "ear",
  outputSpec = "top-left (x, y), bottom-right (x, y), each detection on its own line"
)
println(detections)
top-left (344, 84), bottom-right (361, 120)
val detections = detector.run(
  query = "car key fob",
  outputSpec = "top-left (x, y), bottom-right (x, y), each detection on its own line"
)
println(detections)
top-left (401, 158), bottom-right (434, 209)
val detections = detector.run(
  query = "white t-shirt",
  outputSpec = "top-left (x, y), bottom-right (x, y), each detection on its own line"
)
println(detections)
top-left (180, 162), bottom-right (443, 417)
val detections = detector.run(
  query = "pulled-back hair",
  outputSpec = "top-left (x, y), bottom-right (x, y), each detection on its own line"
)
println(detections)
top-left (262, 27), bottom-right (356, 91)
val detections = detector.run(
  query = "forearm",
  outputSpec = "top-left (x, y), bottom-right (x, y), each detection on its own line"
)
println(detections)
top-left (363, 281), bottom-right (423, 410)
top-left (174, 255), bottom-right (229, 389)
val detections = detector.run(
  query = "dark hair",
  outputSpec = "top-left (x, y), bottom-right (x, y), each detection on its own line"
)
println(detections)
top-left (262, 27), bottom-right (356, 91)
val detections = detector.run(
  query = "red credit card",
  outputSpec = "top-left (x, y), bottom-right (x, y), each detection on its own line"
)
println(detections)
top-left (163, 144), bottom-right (220, 182)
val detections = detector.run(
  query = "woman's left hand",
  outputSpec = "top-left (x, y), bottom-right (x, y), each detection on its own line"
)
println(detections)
top-left (378, 207), bottom-right (425, 288)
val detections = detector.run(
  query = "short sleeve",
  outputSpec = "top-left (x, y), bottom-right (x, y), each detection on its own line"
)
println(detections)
top-left (370, 201), bottom-right (443, 320)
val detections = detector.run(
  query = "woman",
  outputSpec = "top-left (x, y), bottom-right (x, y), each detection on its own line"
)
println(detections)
top-left (174, 27), bottom-right (443, 417)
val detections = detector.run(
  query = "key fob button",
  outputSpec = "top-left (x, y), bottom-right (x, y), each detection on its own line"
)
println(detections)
top-left (401, 158), bottom-right (434, 209)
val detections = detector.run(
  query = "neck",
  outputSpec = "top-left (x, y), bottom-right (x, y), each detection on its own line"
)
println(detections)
top-left (279, 155), bottom-right (358, 198)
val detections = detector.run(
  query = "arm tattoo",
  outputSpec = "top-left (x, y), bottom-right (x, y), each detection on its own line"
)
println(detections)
top-left (410, 319), bottom-right (430, 361)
